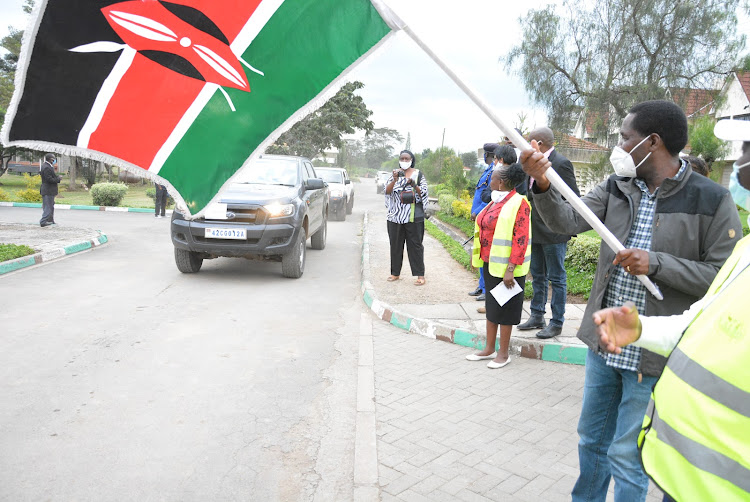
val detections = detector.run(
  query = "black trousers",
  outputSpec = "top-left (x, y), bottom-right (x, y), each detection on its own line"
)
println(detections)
top-left (154, 187), bottom-right (167, 216)
top-left (387, 220), bottom-right (425, 276)
top-left (40, 194), bottom-right (55, 224)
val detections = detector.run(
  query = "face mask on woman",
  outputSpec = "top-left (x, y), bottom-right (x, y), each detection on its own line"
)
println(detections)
top-left (609, 135), bottom-right (651, 177)
top-left (399, 161), bottom-right (411, 169)
top-left (490, 190), bottom-right (509, 203)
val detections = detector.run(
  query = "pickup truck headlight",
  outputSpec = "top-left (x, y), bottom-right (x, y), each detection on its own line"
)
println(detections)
top-left (330, 189), bottom-right (344, 197)
top-left (264, 202), bottom-right (294, 217)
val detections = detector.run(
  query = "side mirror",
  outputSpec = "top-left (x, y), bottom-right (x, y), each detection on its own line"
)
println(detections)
top-left (305, 178), bottom-right (325, 190)
top-left (344, 179), bottom-right (351, 185)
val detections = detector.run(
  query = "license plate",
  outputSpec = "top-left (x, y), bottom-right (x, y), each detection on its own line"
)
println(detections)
top-left (205, 227), bottom-right (246, 240)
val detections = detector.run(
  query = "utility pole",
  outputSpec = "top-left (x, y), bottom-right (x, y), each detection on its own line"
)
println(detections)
top-left (439, 128), bottom-right (445, 175)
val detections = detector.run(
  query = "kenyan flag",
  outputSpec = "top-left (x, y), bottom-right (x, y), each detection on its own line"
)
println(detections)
top-left (2, 0), bottom-right (398, 216)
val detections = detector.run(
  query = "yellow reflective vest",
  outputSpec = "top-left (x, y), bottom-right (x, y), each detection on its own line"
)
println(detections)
top-left (639, 234), bottom-right (750, 501)
top-left (471, 192), bottom-right (531, 278)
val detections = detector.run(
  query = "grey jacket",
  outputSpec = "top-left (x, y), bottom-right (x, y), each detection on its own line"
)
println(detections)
top-left (530, 166), bottom-right (742, 376)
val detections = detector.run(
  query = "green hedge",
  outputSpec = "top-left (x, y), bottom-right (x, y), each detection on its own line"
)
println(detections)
top-left (90, 182), bottom-right (128, 206)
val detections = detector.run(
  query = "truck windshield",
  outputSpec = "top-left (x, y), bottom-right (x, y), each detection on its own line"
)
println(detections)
top-left (236, 159), bottom-right (299, 185)
top-left (316, 170), bottom-right (344, 184)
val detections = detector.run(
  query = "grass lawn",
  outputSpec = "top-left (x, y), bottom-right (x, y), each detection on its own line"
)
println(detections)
top-left (0, 173), bottom-right (156, 208)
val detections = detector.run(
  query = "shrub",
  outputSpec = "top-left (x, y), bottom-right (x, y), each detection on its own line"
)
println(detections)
top-left (23, 172), bottom-right (42, 190)
top-left (438, 193), bottom-right (456, 214)
top-left (17, 188), bottom-right (42, 202)
top-left (565, 234), bottom-right (600, 273)
top-left (0, 243), bottom-right (36, 261)
top-left (0, 188), bottom-right (10, 202)
top-left (90, 182), bottom-right (128, 206)
top-left (451, 198), bottom-right (472, 219)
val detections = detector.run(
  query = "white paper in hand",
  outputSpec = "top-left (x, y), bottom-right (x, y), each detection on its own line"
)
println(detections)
top-left (490, 280), bottom-right (523, 306)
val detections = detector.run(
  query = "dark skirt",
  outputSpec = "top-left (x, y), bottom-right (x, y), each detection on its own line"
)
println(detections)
top-left (483, 263), bottom-right (526, 325)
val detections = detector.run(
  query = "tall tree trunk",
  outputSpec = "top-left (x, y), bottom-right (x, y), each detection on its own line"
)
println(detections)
top-left (69, 157), bottom-right (78, 190)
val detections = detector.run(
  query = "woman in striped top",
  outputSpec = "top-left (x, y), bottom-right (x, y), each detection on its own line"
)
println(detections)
top-left (385, 150), bottom-right (429, 285)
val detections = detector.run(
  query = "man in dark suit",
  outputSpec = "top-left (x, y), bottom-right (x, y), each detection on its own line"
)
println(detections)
top-left (39, 153), bottom-right (62, 227)
top-left (517, 127), bottom-right (580, 338)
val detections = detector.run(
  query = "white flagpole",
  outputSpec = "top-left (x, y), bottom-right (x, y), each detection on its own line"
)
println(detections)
top-left (398, 23), bottom-right (664, 301)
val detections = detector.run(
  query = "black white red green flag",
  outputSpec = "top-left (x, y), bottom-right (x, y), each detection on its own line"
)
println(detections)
top-left (1, 0), bottom-right (400, 217)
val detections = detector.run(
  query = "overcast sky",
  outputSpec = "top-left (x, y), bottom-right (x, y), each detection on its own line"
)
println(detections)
top-left (2, 0), bottom-right (749, 155)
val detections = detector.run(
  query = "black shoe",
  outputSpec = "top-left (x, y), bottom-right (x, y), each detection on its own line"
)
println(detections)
top-left (517, 315), bottom-right (546, 330)
top-left (476, 294), bottom-right (485, 301)
top-left (468, 287), bottom-right (482, 297)
top-left (536, 325), bottom-right (562, 339)
top-left (40, 222), bottom-right (51, 227)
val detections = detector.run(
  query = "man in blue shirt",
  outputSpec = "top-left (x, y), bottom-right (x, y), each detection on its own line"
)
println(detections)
top-left (468, 143), bottom-right (500, 303)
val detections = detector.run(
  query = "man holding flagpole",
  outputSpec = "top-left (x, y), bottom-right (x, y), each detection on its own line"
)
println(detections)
top-left (520, 100), bottom-right (741, 501)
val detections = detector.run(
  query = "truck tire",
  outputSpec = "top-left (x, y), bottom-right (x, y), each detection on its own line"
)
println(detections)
top-left (346, 194), bottom-right (354, 214)
top-left (174, 247), bottom-right (203, 273)
top-left (311, 217), bottom-right (327, 250)
top-left (282, 230), bottom-right (306, 278)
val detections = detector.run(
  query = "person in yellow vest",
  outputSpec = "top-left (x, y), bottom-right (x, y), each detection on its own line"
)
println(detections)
top-left (465, 163), bottom-right (531, 369)
top-left (593, 118), bottom-right (750, 502)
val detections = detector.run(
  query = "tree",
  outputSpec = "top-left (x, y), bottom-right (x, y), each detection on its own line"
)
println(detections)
top-left (506, 0), bottom-right (745, 133)
top-left (1, 0), bottom-right (35, 177)
top-left (363, 127), bottom-right (403, 170)
top-left (266, 81), bottom-right (374, 159)
top-left (405, 132), bottom-right (411, 151)
top-left (460, 151), bottom-right (479, 170)
top-left (688, 115), bottom-right (729, 168)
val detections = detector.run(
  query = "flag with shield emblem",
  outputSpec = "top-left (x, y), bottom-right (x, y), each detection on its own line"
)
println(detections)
top-left (2, 0), bottom-right (399, 217)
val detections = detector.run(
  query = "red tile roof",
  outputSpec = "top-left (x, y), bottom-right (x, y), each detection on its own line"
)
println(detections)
top-left (735, 71), bottom-right (750, 101)
top-left (555, 133), bottom-right (609, 151)
top-left (668, 87), bottom-right (717, 118)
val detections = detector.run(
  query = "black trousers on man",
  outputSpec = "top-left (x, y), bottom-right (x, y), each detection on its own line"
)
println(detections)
top-left (154, 186), bottom-right (167, 216)
top-left (387, 220), bottom-right (425, 276)
top-left (40, 194), bottom-right (55, 225)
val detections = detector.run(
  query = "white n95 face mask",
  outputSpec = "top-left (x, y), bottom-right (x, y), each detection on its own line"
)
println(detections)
top-left (610, 135), bottom-right (651, 177)
top-left (491, 190), bottom-right (509, 203)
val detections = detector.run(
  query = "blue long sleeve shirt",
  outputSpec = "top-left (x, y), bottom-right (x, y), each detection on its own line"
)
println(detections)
top-left (471, 163), bottom-right (494, 216)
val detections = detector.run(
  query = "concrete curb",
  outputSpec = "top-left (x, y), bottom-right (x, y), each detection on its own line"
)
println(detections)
top-left (0, 201), bottom-right (172, 214)
top-left (360, 212), bottom-right (587, 366)
top-left (0, 231), bottom-right (109, 276)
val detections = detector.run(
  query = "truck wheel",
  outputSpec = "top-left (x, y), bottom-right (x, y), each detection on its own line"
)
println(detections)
top-left (282, 230), bottom-right (306, 278)
top-left (311, 217), bottom-right (327, 250)
top-left (346, 194), bottom-right (354, 214)
top-left (174, 247), bottom-right (203, 273)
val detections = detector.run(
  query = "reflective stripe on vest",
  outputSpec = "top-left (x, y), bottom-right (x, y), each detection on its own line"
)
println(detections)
top-left (471, 192), bottom-right (530, 278)
top-left (639, 236), bottom-right (750, 501)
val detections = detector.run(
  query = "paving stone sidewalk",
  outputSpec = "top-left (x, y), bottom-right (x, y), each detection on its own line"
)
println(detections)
top-left (369, 315), bottom-right (664, 502)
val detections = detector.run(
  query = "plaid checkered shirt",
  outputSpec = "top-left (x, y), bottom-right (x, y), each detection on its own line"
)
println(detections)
top-left (598, 161), bottom-right (687, 372)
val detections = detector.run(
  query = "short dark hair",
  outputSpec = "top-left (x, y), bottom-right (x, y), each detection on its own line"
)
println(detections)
top-left (45, 153), bottom-right (56, 162)
top-left (493, 145), bottom-right (517, 165)
top-left (628, 100), bottom-right (688, 156)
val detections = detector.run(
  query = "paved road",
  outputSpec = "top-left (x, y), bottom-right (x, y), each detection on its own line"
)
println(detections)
top-left (1, 180), bottom-right (663, 501)
top-left (0, 193), bottom-right (368, 501)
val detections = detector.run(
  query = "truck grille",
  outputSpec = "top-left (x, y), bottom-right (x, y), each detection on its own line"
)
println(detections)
top-left (203, 206), bottom-right (266, 225)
